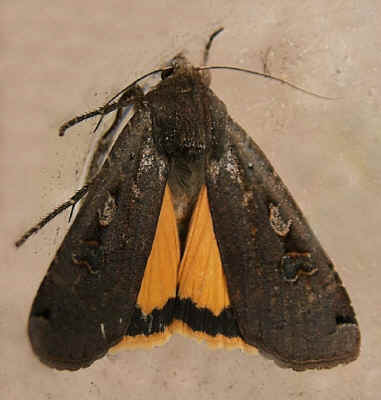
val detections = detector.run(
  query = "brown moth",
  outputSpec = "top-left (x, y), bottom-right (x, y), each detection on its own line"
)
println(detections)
top-left (18, 30), bottom-right (360, 370)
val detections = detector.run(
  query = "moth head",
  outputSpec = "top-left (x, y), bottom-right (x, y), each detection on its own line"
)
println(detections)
top-left (161, 53), bottom-right (210, 87)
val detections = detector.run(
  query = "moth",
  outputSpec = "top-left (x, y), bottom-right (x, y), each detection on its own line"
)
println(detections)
top-left (18, 30), bottom-right (360, 370)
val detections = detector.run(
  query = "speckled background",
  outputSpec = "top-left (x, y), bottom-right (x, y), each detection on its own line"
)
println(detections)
top-left (1, 1), bottom-right (380, 399)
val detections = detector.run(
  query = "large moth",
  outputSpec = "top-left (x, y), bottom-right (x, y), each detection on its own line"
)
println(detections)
top-left (19, 30), bottom-right (360, 371)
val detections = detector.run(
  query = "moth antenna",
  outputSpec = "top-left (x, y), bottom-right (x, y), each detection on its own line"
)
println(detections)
top-left (203, 27), bottom-right (224, 66)
top-left (15, 184), bottom-right (91, 247)
top-left (88, 97), bottom-right (135, 181)
top-left (59, 68), bottom-right (170, 136)
top-left (198, 65), bottom-right (338, 100)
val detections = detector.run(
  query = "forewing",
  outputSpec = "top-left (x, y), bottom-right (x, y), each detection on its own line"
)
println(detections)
top-left (206, 116), bottom-right (360, 370)
top-left (28, 108), bottom-right (169, 370)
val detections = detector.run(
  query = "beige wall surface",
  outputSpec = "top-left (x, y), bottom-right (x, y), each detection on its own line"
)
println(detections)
top-left (1, 1), bottom-right (380, 399)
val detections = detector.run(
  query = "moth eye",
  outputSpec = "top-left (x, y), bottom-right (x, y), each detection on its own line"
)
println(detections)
top-left (161, 67), bottom-right (174, 80)
top-left (281, 252), bottom-right (317, 282)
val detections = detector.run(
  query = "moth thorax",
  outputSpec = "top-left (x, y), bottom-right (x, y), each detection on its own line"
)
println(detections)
top-left (153, 113), bottom-right (209, 158)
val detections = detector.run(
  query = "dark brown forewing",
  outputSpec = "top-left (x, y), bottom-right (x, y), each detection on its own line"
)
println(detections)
top-left (28, 108), bottom-right (169, 370)
top-left (206, 113), bottom-right (360, 370)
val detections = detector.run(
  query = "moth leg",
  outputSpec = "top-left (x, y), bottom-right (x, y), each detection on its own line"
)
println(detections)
top-left (86, 86), bottom-right (144, 180)
top-left (67, 86), bottom-right (144, 222)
